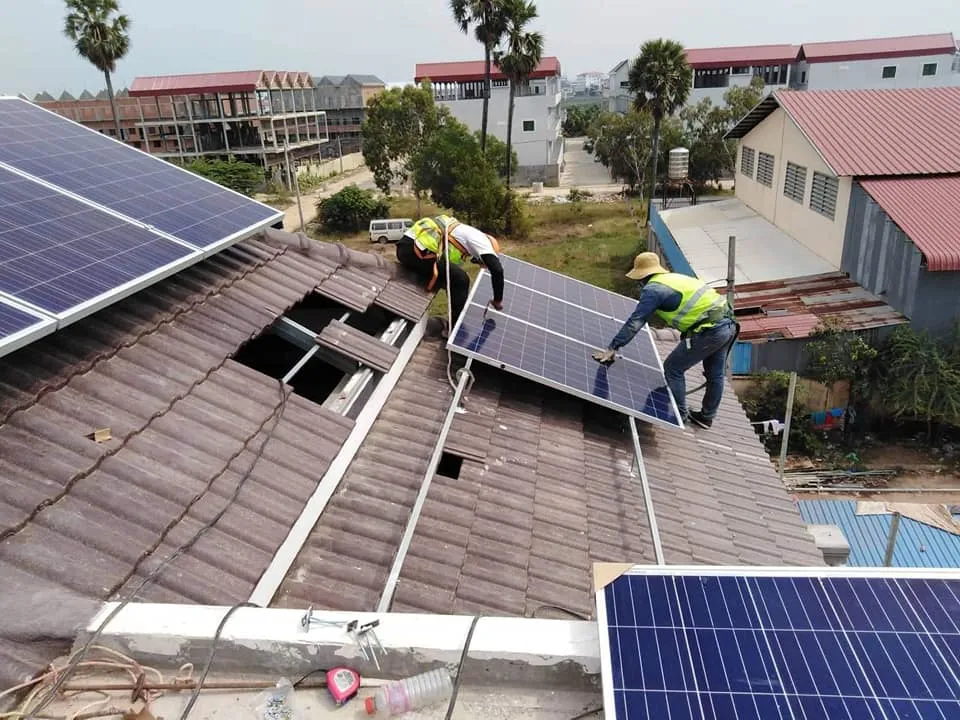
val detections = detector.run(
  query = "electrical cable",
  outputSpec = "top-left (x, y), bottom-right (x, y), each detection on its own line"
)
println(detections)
top-left (176, 602), bottom-right (259, 720)
top-left (443, 615), bottom-right (480, 720)
top-left (25, 381), bottom-right (291, 719)
top-left (567, 707), bottom-right (603, 720)
top-left (443, 222), bottom-right (457, 391)
top-left (530, 604), bottom-right (591, 621)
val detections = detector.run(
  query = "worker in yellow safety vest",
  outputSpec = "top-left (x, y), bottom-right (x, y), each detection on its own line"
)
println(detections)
top-left (396, 215), bottom-right (504, 333)
top-left (593, 253), bottom-right (738, 429)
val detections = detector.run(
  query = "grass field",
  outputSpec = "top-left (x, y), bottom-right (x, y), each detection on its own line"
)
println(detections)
top-left (309, 195), bottom-right (647, 314)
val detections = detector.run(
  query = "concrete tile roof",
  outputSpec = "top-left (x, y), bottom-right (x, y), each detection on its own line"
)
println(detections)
top-left (274, 334), bottom-right (823, 619)
top-left (0, 234), bottom-right (428, 691)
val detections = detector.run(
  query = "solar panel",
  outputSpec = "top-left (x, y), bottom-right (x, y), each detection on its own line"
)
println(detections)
top-left (0, 166), bottom-right (198, 316)
top-left (597, 566), bottom-right (960, 720)
top-left (0, 296), bottom-right (56, 353)
top-left (0, 97), bottom-right (281, 252)
top-left (447, 256), bottom-right (682, 429)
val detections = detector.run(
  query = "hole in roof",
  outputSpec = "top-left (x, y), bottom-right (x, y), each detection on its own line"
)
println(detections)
top-left (734, 305), bottom-right (764, 317)
top-left (437, 452), bottom-right (463, 479)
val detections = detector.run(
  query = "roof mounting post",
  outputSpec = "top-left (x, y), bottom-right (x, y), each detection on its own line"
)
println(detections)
top-left (629, 418), bottom-right (665, 565)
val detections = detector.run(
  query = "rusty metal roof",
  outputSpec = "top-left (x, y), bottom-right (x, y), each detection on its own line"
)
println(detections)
top-left (728, 88), bottom-right (960, 176)
top-left (859, 175), bottom-right (960, 272)
top-left (414, 57), bottom-right (561, 84)
top-left (274, 334), bottom-right (823, 619)
top-left (722, 272), bottom-right (908, 340)
top-left (0, 233), bottom-right (429, 691)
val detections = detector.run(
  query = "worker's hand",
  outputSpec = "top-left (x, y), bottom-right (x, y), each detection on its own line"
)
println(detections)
top-left (488, 299), bottom-right (503, 312)
top-left (592, 348), bottom-right (616, 365)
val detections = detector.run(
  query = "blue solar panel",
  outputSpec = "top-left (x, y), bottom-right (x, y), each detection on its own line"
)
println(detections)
top-left (0, 166), bottom-right (197, 315)
top-left (0, 297), bottom-right (53, 340)
top-left (448, 257), bottom-right (681, 429)
top-left (598, 568), bottom-right (960, 720)
top-left (0, 97), bottom-right (281, 250)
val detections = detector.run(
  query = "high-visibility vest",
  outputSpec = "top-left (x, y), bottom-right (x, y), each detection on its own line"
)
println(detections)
top-left (408, 215), bottom-right (468, 265)
top-left (647, 273), bottom-right (729, 333)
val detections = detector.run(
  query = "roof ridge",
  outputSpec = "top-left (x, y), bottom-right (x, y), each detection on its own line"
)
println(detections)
top-left (0, 239), bottom-right (285, 427)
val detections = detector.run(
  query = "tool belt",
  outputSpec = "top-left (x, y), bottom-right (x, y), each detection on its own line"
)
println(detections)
top-left (682, 306), bottom-right (734, 338)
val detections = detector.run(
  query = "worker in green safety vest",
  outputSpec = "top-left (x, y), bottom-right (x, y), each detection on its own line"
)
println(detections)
top-left (593, 253), bottom-right (738, 429)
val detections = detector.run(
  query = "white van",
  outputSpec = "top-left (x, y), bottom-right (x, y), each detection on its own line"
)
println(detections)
top-left (369, 218), bottom-right (413, 244)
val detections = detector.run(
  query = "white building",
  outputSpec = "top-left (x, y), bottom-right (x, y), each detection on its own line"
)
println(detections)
top-left (415, 57), bottom-right (564, 186)
top-left (605, 32), bottom-right (960, 112)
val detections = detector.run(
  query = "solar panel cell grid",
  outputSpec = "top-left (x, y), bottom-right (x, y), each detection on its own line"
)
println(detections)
top-left (0, 300), bottom-right (48, 338)
top-left (0, 98), bottom-right (280, 250)
top-left (600, 571), bottom-right (960, 720)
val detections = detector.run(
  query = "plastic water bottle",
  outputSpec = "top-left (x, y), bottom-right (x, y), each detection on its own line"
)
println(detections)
top-left (362, 669), bottom-right (453, 717)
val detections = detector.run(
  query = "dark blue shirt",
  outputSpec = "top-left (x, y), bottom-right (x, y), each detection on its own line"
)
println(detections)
top-left (608, 282), bottom-right (682, 350)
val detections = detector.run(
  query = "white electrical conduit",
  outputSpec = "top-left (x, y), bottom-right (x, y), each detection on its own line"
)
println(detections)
top-left (378, 358), bottom-right (474, 612)
top-left (630, 417), bottom-right (665, 565)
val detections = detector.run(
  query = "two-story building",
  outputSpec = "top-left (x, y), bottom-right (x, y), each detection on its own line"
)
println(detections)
top-left (312, 75), bottom-right (385, 156)
top-left (414, 57), bottom-right (564, 185)
top-left (606, 32), bottom-right (960, 112)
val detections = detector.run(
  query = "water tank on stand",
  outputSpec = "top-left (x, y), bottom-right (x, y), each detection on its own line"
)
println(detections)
top-left (668, 147), bottom-right (690, 180)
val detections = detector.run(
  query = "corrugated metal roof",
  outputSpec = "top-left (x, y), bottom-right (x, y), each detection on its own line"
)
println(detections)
top-left (685, 44), bottom-right (799, 70)
top-left (414, 57), bottom-right (561, 84)
top-left (774, 88), bottom-right (960, 176)
top-left (859, 175), bottom-right (960, 272)
top-left (129, 71), bottom-right (315, 97)
top-left (274, 331), bottom-right (824, 617)
top-left (799, 499), bottom-right (960, 567)
top-left (722, 272), bottom-right (908, 340)
top-left (799, 32), bottom-right (957, 63)
top-left (0, 233), bottom-right (430, 691)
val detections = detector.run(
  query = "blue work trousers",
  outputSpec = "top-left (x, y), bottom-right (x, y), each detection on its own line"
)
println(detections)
top-left (663, 319), bottom-right (737, 421)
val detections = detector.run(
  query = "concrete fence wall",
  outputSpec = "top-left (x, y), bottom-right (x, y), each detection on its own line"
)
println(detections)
top-left (296, 152), bottom-right (364, 179)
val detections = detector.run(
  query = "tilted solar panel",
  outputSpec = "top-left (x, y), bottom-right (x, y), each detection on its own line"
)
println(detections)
top-left (0, 166), bottom-right (197, 316)
top-left (0, 297), bottom-right (55, 352)
top-left (447, 256), bottom-right (682, 429)
top-left (597, 566), bottom-right (960, 720)
top-left (0, 97), bottom-right (281, 252)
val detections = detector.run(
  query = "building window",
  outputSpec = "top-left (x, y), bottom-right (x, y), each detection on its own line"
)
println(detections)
top-left (522, 119), bottom-right (536, 132)
top-left (800, 71), bottom-right (807, 84)
top-left (922, 62), bottom-right (938, 77)
top-left (492, 79), bottom-right (508, 88)
top-left (809, 171), bottom-right (839, 220)
top-left (881, 65), bottom-right (897, 79)
top-left (783, 162), bottom-right (807, 203)
top-left (756, 152), bottom-right (775, 187)
top-left (731, 66), bottom-right (751, 75)
top-left (740, 146), bottom-right (755, 178)
top-left (619, 81), bottom-right (629, 88)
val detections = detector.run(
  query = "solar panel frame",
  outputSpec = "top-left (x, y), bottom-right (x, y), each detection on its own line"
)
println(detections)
top-left (0, 96), bottom-right (283, 255)
top-left (0, 295), bottom-right (56, 355)
top-left (595, 565), bottom-right (960, 720)
top-left (446, 260), bottom-right (684, 430)
top-left (0, 162), bottom-right (204, 324)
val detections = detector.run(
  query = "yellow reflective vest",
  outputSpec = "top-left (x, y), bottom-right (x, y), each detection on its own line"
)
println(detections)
top-left (408, 215), bottom-right (468, 265)
top-left (647, 273), bottom-right (729, 333)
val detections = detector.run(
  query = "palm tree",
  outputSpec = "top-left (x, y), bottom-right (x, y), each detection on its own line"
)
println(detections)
top-left (63, 0), bottom-right (130, 141)
top-left (628, 38), bottom-right (690, 220)
top-left (494, 0), bottom-right (543, 189)
top-left (450, 0), bottom-right (507, 154)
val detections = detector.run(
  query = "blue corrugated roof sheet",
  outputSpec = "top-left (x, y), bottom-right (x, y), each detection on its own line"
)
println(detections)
top-left (799, 499), bottom-right (960, 568)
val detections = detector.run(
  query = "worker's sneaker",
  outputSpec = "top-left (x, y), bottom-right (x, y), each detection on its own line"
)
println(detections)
top-left (688, 411), bottom-right (713, 429)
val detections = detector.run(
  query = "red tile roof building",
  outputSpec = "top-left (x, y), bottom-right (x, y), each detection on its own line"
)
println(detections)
top-left (414, 57), bottom-right (561, 84)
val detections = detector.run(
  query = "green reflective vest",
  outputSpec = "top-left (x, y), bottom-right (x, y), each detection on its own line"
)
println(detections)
top-left (409, 215), bottom-right (467, 265)
top-left (647, 273), bottom-right (728, 333)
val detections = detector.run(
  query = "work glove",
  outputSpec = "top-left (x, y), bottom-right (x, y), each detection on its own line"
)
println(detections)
top-left (592, 348), bottom-right (616, 365)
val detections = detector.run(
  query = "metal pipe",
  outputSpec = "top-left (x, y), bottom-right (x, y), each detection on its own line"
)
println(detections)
top-left (377, 359), bottom-right (474, 612)
top-left (726, 235), bottom-right (736, 314)
top-left (778, 371), bottom-right (798, 483)
top-left (791, 486), bottom-right (960, 494)
top-left (59, 679), bottom-right (329, 693)
top-left (629, 418), bottom-right (664, 565)
top-left (285, 139), bottom-right (306, 241)
top-left (883, 512), bottom-right (901, 567)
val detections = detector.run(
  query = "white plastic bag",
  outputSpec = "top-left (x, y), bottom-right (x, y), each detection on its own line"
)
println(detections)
top-left (253, 678), bottom-right (303, 720)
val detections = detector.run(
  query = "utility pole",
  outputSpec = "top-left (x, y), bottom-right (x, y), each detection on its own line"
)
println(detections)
top-left (284, 139), bottom-right (307, 246)
top-left (883, 512), bottom-right (901, 567)
top-left (337, 135), bottom-right (344, 175)
top-left (778, 372), bottom-right (798, 484)
top-left (726, 236), bottom-right (736, 314)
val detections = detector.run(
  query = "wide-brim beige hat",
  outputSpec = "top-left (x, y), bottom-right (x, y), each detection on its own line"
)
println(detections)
top-left (625, 252), bottom-right (668, 280)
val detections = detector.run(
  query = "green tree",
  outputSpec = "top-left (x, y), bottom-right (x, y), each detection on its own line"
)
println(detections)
top-left (317, 185), bottom-right (390, 233)
top-left (679, 99), bottom-right (734, 190)
top-left (450, 0), bottom-right (508, 154)
top-left (184, 158), bottom-right (264, 196)
top-left (63, 0), bottom-right (130, 141)
top-left (361, 82), bottom-right (448, 215)
top-left (585, 110), bottom-right (653, 191)
top-left (562, 104), bottom-right (602, 137)
top-left (494, 0), bottom-right (543, 189)
top-left (805, 319), bottom-right (878, 408)
top-left (478, 130), bottom-right (517, 180)
top-left (870, 324), bottom-right (960, 443)
top-left (722, 75), bottom-right (766, 126)
top-left (741, 371), bottom-right (823, 456)
top-left (628, 39), bottom-right (691, 213)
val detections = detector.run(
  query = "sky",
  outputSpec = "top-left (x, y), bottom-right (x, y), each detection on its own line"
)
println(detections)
top-left (3, 0), bottom-right (959, 96)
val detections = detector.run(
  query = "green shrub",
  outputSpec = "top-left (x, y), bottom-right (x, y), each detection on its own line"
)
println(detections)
top-left (184, 158), bottom-right (264, 196)
top-left (317, 185), bottom-right (389, 233)
top-left (740, 372), bottom-right (823, 456)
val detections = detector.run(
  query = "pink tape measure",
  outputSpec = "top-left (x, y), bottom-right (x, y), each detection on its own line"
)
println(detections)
top-left (326, 667), bottom-right (361, 705)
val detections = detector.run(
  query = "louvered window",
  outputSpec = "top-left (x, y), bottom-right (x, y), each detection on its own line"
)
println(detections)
top-left (740, 146), bottom-right (755, 178)
top-left (783, 162), bottom-right (807, 203)
top-left (809, 171), bottom-right (839, 220)
top-left (757, 152), bottom-right (775, 187)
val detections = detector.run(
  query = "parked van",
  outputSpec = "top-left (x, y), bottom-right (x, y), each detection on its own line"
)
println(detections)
top-left (369, 218), bottom-right (413, 244)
